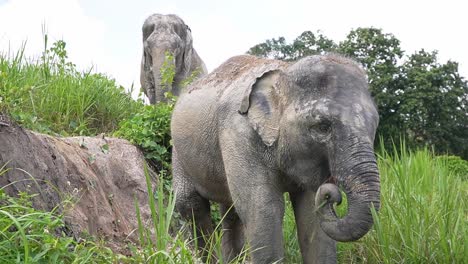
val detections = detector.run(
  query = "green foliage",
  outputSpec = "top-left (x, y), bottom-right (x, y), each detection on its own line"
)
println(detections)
top-left (436, 155), bottom-right (468, 180)
top-left (160, 51), bottom-right (176, 91)
top-left (247, 30), bottom-right (336, 61)
top-left (0, 37), bottom-right (141, 136)
top-left (181, 67), bottom-right (203, 88)
top-left (397, 50), bottom-right (468, 157)
top-left (282, 198), bottom-right (301, 263)
top-left (363, 146), bottom-right (466, 263)
top-left (114, 97), bottom-right (174, 172)
top-left (0, 182), bottom-right (126, 263)
top-left (248, 27), bottom-right (468, 159)
top-left (132, 164), bottom-right (249, 264)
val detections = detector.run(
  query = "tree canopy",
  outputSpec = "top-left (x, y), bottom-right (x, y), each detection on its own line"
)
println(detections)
top-left (247, 28), bottom-right (468, 159)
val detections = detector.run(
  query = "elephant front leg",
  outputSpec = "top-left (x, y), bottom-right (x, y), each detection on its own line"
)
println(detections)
top-left (229, 185), bottom-right (285, 264)
top-left (220, 132), bottom-right (285, 263)
top-left (290, 190), bottom-right (337, 264)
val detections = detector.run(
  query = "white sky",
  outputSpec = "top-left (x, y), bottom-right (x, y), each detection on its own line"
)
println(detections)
top-left (1, 0), bottom-right (467, 92)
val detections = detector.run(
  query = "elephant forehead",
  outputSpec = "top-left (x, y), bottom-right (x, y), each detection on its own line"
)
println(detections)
top-left (294, 98), bottom-right (331, 116)
top-left (294, 96), bottom-right (377, 128)
top-left (145, 15), bottom-right (188, 38)
top-left (336, 99), bottom-right (378, 137)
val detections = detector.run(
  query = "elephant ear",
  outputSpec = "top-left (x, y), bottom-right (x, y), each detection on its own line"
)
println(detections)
top-left (239, 70), bottom-right (282, 147)
top-left (182, 26), bottom-right (194, 71)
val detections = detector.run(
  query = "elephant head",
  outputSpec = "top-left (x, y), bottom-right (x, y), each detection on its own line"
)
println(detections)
top-left (240, 55), bottom-right (380, 242)
top-left (140, 14), bottom-right (207, 104)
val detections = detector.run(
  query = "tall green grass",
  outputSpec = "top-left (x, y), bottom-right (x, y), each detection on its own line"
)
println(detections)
top-left (361, 145), bottom-right (467, 263)
top-left (132, 164), bottom-right (250, 264)
top-left (282, 145), bottom-right (467, 263)
top-left (0, 39), bottom-right (142, 136)
top-left (2, 142), bottom-right (465, 263)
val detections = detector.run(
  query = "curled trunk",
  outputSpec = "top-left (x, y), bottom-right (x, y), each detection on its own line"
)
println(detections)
top-left (315, 144), bottom-right (380, 242)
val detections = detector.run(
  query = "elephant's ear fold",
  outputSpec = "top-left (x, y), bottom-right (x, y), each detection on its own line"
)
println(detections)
top-left (239, 70), bottom-right (282, 147)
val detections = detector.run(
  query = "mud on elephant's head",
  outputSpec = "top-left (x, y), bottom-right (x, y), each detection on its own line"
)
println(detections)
top-left (140, 14), bottom-right (207, 104)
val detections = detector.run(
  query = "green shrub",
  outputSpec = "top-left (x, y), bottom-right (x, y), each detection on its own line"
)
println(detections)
top-left (436, 155), bottom-right (468, 180)
top-left (114, 98), bottom-right (174, 172)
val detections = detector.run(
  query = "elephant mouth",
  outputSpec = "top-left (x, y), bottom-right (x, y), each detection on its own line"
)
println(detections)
top-left (325, 174), bottom-right (337, 185)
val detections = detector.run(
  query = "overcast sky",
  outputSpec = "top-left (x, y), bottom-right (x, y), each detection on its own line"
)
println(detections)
top-left (1, 0), bottom-right (467, 92)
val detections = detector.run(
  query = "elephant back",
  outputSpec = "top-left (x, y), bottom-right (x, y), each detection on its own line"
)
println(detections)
top-left (187, 55), bottom-right (288, 96)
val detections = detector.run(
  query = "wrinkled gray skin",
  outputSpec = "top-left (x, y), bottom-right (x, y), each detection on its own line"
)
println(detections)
top-left (140, 14), bottom-right (207, 104)
top-left (171, 55), bottom-right (380, 264)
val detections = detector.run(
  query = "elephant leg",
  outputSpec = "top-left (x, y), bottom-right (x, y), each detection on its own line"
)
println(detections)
top-left (220, 133), bottom-right (285, 263)
top-left (236, 187), bottom-right (285, 263)
top-left (173, 155), bottom-right (213, 259)
top-left (219, 204), bottom-right (245, 262)
top-left (290, 190), bottom-right (337, 264)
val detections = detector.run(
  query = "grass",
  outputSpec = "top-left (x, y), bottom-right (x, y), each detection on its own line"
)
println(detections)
top-left (0, 164), bottom-right (129, 263)
top-left (4, 146), bottom-right (464, 263)
top-left (281, 144), bottom-right (467, 263)
top-left (0, 161), bottom-right (249, 263)
top-left (364, 145), bottom-right (467, 263)
top-left (0, 39), bottom-right (142, 136)
top-left (131, 164), bottom-right (250, 264)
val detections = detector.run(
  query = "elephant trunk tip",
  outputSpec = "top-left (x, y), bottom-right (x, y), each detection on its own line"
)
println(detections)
top-left (314, 183), bottom-right (342, 209)
top-left (315, 182), bottom-right (378, 242)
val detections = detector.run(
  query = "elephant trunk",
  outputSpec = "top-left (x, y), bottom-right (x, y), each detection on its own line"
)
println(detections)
top-left (151, 50), bottom-right (175, 103)
top-left (315, 143), bottom-right (380, 242)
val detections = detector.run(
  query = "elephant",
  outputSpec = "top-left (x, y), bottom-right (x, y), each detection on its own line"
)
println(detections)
top-left (171, 54), bottom-right (380, 264)
top-left (140, 14), bottom-right (207, 104)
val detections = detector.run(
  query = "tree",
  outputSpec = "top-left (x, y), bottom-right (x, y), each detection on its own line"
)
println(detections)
top-left (247, 31), bottom-right (336, 61)
top-left (247, 28), bottom-right (468, 159)
top-left (397, 50), bottom-right (468, 157)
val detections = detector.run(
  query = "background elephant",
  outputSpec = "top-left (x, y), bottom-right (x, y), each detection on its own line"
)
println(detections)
top-left (171, 55), bottom-right (380, 263)
top-left (140, 14), bottom-right (207, 104)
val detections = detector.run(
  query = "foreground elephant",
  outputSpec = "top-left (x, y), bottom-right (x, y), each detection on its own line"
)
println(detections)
top-left (140, 14), bottom-right (207, 104)
top-left (171, 54), bottom-right (380, 263)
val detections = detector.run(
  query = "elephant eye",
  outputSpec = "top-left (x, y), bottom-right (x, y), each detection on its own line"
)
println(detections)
top-left (317, 120), bottom-right (332, 133)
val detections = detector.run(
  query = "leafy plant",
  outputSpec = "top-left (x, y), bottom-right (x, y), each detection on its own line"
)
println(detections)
top-left (160, 51), bottom-right (176, 91)
top-left (114, 99), bottom-right (174, 172)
